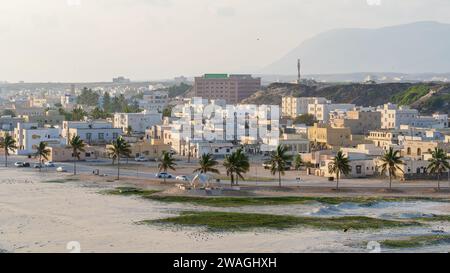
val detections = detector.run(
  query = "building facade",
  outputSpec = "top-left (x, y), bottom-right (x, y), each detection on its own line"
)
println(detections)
top-left (113, 112), bottom-right (162, 134)
top-left (282, 97), bottom-right (329, 118)
top-left (194, 74), bottom-right (261, 104)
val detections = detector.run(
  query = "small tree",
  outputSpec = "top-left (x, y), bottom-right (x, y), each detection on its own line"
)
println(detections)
top-left (267, 145), bottom-right (293, 187)
top-left (328, 151), bottom-right (351, 190)
top-left (427, 148), bottom-right (450, 191)
top-left (35, 142), bottom-right (50, 172)
top-left (158, 151), bottom-right (177, 183)
top-left (223, 149), bottom-right (250, 187)
top-left (68, 136), bottom-right (86, 175)
top-left (294, 154), bottom-right (303, 171)
top-left (194, 153), bottom-right (220, 175)
top-left (379, 147), bottom-right (404, 190)
top-left (126, 125), bottom-right (133, 136)
top-left (107, 137), bottom-right (132, 180)
top-left (0, 134), bottom-right (17, 167)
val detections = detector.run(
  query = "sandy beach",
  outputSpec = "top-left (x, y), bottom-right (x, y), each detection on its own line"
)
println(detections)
top-left (1, 167), bottom-right (449, 253)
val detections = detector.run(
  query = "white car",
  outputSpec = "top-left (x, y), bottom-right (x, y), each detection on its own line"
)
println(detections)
top-left (44, 162), bottom-right (56, 167)
top-left (135, 156), bottom-right (148, 162)
top-left (176, 175), bottom-right (189, 182)
top-left (155, 172), bottom-right (173, 179)
top-left (56, 167), bottom-right (67, 173)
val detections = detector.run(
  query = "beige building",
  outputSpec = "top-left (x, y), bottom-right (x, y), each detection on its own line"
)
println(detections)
top-left (367, 130), bottom-right (401, 150)
top-left (47, 146), bottom-right (97, 162)
top-left (332, 109), bottom-right (381, 135)
top-left (402, 140), bottom-right (450, 158)
top-left (106, 140), bottom-right (171, 160)
top-left (194, 74), bottom-right (261, 104)
top-left (282, 97), bottom-right (328, 118)
top-left (308, 123), bottom-right (352, 149)
top-left (21, 110), bottom-right (64, 127)
top-left (279, 133), bottom-right (310, 155)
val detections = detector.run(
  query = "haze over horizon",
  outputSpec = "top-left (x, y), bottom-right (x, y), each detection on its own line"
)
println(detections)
top-left (1, 0), bottom-right (450, 82)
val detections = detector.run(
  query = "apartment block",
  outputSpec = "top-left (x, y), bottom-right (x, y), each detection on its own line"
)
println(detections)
top-left (113, 112), bottom-right (162, 134)
top-left (282, 97), bottom-right (329, 118)
top-left (194, 74), bottom-right (261, 104)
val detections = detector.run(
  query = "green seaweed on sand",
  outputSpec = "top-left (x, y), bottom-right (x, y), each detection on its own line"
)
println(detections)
top-left (100, 187), bottom-right (160, 197)
top-left (139, 211), bottom-right (420, 232)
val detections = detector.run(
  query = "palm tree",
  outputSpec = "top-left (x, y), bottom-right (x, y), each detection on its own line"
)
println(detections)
top-left (223, 149), bottom-right (250, 187)
top-left (193, 153), bottom-right (220, 176)
top-left (35, 142), bottom-right (50, 172)
top-left (158, 151), bottom-right (177, 183)
top-left (107, 136), bottom-right (132, 180)
top-left (0, 134), bottom-right (17, 167)
top-left (328, 151), bottom-right (351, 190)
top-left (68, 135), bottom-right (86, 175)
top-left (294, 154), bottom-right (303, 171)
top-left (267, 145), bottom-right (293, 187)
top-left (379, 147), bottom-right (404, 190)
top-left (427, 148), bottom-right (450, 191)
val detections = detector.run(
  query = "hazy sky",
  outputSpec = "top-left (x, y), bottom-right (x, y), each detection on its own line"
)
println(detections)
top-left (1, 0), bottom-right (450, 82)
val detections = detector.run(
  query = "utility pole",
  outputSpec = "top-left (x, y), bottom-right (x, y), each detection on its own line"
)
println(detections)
top-left (297, 59), bottom-right (301, 84)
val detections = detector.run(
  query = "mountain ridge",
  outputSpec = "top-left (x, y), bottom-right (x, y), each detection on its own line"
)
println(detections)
top-left (263, 21), bottom-right (450, 75)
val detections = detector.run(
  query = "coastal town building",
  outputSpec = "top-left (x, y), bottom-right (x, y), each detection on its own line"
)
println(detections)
top-left (113, 112), bottom-right (162, 134)
top-left (193, 74), bottom-right (261, 104)
top-left (307, 123), bottom-right (352, 149)
top-left (139, 89), bottom-right (169, 112)
top-left (13, 123), bottom-right (62, 155)
top-left (331, 108), bottom-right (382, 135)
top-left (63, 120), bottom-right (122, 145)
top-left (308, 102), bottom-right (355, 123)
top-left (282, 97), bottom-right (329, 118)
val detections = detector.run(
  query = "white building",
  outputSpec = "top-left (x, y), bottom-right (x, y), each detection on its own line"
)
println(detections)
top-left (62, 120), bottom-right (121, 145)
top-left (14, 123), bottom-right (62, 155)
top-left (378, 103), bottom-right (448, 129)
top-left (138, 89), bottom-right (169, 112)
top-left (170, 97), bottom-right (280, 154)
top-left (308, 102), bottom-right (355, 123)
top-left (378, 103), bottom-right (419, 129)
top-left (282, 97), bottom-right (329, 118)
top-left (113, 112), bottom-right (162, 134)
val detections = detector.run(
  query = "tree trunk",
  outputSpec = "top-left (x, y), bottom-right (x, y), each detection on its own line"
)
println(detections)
top-left (39, 155), bottom-right (42, 172)
top-left (437, 173), bottom-right (441, 191)
top-left (389, 172), bottom-right (392, 190)
top-left (336, 173), bottom-right (339, 191)
top-left (278, 171), bottom-right (281, 187)
top-left (73, 158), bottom-right (77, 175)
top-left (230, 174), bottom-right (234, 187)
top-left (5, 152), bottom-right (8, 168)
top-left (117, 157), bottom-right (120, 180)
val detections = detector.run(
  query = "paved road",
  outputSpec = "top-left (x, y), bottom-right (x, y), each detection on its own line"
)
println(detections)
top-left (1, 155), bottom-right (450, 189)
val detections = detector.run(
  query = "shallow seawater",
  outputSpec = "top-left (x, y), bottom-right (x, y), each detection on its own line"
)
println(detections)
top-left (307, 201), bottom-right (449, 220)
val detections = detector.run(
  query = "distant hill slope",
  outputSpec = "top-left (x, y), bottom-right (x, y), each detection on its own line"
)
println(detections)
top-left (241, 82), bottom-right (450, 114)
top-left (263, 21), bottom-right (450, 75)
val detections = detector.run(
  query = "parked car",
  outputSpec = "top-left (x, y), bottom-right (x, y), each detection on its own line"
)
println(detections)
top-left (34, 164), bottom-right (42, 169)
top-left (56, 166), bottom-right (67, 173)
top-left (176, 175), bottom-right (189, 182)
top-left (44, 161), bottom-right (56, 167)
top-left (155, 172), bottom-right (173, 179)
top-left (14, 162), bottom-right (30, 168)
top-left (135, 156), bottom-right (149, 162)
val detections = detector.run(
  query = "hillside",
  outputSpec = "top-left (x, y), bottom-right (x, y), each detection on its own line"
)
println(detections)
top-left (263, 21), bottom-right (450, 75)
top-left (241, 82), bottom-right (450, 114)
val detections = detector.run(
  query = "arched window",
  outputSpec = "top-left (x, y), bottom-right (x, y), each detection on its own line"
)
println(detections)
top-left (417, 148), bottom-right (422, 156)
top-left (407, 147), bottom-right (411, 155)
